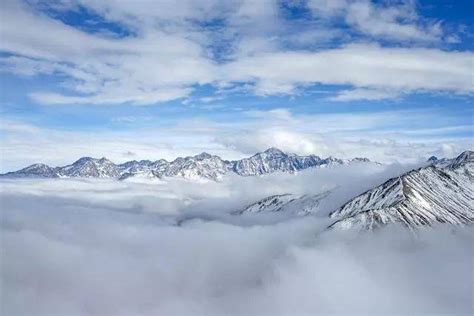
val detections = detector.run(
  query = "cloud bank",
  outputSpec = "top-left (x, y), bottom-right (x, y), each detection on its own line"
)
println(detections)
top-left (1, 164), bottom-right (472, 315)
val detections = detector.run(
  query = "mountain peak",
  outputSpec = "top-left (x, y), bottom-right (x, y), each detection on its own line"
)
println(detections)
top-left (73, 157), bottom-right (95, 165)
top-left (456, 150), bottom-right (473, 160)
top-left (98, 157), bottom-right (112, 163)
top-left (263, 147), bottom-right (285, 155)
top-left (351, 157), bottom-right (371, 163)
top-left (72, 157), bottom-right (113, 165)
top-left (23, 163), bottom-right (50, 169)
top-left (427, 156), bottom-right (438, 162)
top-left (449, 150), bottom-right (474, 169)
top-left (194, 152), bottom-right (213, 160)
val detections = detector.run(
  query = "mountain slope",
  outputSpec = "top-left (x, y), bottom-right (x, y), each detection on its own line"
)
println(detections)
top-left (1, 148), bottom-right (376, 181)
top-left (59, 157), bottom-right (121, 178)
top-left (2, 164), bottom-right (60, 178)
top-left (236, 194), bottom-right (298, 214)
top-left (329, 151), bottom-right (474, 231)
top-left (231, 148), bottom-right (323, 176)
top-left (237, 190), bottom-right (332, 216)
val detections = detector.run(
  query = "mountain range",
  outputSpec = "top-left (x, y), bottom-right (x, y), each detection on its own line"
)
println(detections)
top-left (237, 151), bottom-right (474, 231)
top-left (4, 148), bottom-right (472, 231)
top-left (0, 148), bottom-right (375, 181)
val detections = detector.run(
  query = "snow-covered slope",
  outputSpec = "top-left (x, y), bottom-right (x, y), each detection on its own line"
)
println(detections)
top-left (2, 164), bottom-right (60, 178)
top-left (237, 191), bottom-right (332, 216)
top-left (231, 148), bottom-right (323, 176)
top-left (1, 148), bottom-right (376, 181)
top-left (236, 194), bottom-right (298, 214)
top-left (162, 153), bottom-right (231, 180)
top-left (59, 157), bottom-right (121, 178)
top-left (329, 151), bottom-right (474, 231)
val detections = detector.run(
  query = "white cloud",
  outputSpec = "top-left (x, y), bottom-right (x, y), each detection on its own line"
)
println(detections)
top-left (216, 128), bottom-right (327, 156)
top-left (0, 0), bottom-right (472, 105)
top-left (329, 87), bottom-right (402, 101)
top-left (29, 87), bottom-right (192, 105)
top-left (1, 173), bottom-right (472, 315)
top-left (221, 43), bottom-right (473, 96)
top-left (0, 0), bottom-right (218, 105)
top-left (308, 0), bottom-right (443, 41)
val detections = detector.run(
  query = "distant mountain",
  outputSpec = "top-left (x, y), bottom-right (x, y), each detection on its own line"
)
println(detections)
top-left (328, 151), bottom-right (474, 231)
top-left (1, 148), bottom-right (377, 181)
top-left (59, 157), bottom-right (121, 178)
top-left (427, 155), bottom-right (438, 162)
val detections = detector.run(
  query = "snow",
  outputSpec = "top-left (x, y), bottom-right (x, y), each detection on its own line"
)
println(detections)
top-left (1, 148), bottom-right (377, 181)
top-left (329, 151), bottom-right (474, 231)
top-left (237, 190), bottom-right (333, 217)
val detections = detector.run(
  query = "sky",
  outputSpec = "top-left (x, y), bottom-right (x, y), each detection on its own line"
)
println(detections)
top-left (0, 0), bottom-right (473, 171)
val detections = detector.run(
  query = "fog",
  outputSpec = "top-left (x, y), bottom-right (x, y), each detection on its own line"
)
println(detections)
top-left (1, 163), bottom-right (472, 316)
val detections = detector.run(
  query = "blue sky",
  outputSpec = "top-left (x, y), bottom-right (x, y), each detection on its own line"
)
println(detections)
top-left (0, 0), bottom-right (472, 171)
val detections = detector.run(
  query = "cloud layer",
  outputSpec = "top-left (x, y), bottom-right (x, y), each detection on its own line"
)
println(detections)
top-left (1, 166), bottom-right (473, 315)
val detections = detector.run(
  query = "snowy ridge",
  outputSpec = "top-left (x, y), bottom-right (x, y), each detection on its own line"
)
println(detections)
top-left (237, 190), bottom-right (332, 216)
top-left (236, 194), bottom-right (297, 214)
top-left (233, 150), bottom-right (473, 231)
top-left (329, 151), bottom-right (474, 231)
top-left (1, 148), bottom-right (376, 181)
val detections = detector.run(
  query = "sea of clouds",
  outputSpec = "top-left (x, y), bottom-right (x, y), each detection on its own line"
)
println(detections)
top-left (0, 162), bottom-right (472, 316)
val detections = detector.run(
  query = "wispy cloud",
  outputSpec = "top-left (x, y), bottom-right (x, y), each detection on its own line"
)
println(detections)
top-left (329, 88), bottom-right (402, 101)
top-left (308, 0), bottom-right (443, 41)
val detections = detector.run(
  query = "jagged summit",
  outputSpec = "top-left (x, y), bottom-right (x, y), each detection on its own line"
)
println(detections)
top-left (351, 157), bottom-right (371, 163)
top-left (448, 150), bottom-right (473, 169)
top-left (193, 152), bottom-right (214, 160)
top-left (98, 157), bottom-right (112, 163)
top-left (262, 147), bottom-right (285, 155)
top-left (72, 157), bottom-right (95, 164)
top-left (11, 163), bottom-right (59, 178)
top-left (0, 148), bottom-right (376, 181)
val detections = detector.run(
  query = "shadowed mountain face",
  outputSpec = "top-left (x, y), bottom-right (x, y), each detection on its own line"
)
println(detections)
top-left (1, 148), bottom-right (376, 181)
top-left (328, 151), bottom-right (474, 231)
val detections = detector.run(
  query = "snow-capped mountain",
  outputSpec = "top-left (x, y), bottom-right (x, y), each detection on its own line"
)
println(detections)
top-left (231, 148), bottom-right (322, 176)
top-left (59, 157), bottom-right (121, 178)
top-left (4, 163), bottom-right (60, 178)
top-left (328, 151), bottom-right (474, 231)
top-left (162, 153), bottom-right (230, 180)
top-left (236, 191), bottom-right (332, 216)
top-left (1, 148), bottom-right (376, 181)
